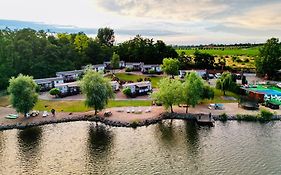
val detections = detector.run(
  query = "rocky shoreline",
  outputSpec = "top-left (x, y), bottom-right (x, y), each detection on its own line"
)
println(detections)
top-left (0, 113), bottom-right (281, 131)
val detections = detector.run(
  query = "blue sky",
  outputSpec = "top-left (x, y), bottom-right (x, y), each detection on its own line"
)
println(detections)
top-left (0, 0), bottom-right (280, 45)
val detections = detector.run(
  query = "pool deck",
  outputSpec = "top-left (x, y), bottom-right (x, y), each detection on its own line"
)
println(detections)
top-left (1, 103), bottom-right (281, 130)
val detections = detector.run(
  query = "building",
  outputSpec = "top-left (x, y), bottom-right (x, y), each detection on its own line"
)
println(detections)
top-left (123, 81), bottom-right (152, 96)
top-left (55, 82), bottom-right (80, 97)
top-left (34, 77), bottom-right (64, 91)
top-left (111, 81), bottom-right (120, 91)
top-left (104, 60), bottom-right (125, 69)
top-left (141, 64), bottom-right (162, 74)
top-left (179, 70), bottom-right (207, 79)
top-left (125, 62), bottom-right (144, 71)
top-left (56, 70), bottom-right (83, 82)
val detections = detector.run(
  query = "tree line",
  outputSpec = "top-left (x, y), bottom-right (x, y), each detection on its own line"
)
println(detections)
top-left (0, 28), bottom-right (178, 90)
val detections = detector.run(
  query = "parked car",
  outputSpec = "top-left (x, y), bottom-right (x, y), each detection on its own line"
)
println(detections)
top-left (43, 111), bottom-right (49, 117)
top-left (208, 74), bottom-right (215, 79)
top-left (208, 103), bottom-right (224, 110)
top-left (215, 73), bottom-right (221, 78)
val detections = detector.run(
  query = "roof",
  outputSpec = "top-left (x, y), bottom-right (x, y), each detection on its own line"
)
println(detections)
top-left (56, 70), bottom-right (83, 75)
top-left (55, 81), bottom-right (78, 87)
top-left (123, 81), bottom-right (151, 87)
top-left (125, 62), bottom-right (144, 66)
top-left (143, 64), bottom-right (160, 68)
top-left (34, 77), bottom-right (63, 84)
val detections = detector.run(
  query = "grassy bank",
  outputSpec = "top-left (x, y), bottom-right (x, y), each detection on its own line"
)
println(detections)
top-left (202, 89), bottom-right (239, 104)
top-left (33, 99), bottom-right (152, 112)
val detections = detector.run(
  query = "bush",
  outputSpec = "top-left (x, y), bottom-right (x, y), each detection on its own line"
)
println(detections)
top-left (237, 114), bottom-right (257, 121)
top-left (49, 88), bottom-right (60, 97)
top-left (125, 67), bottom-right (133, 72)
top-left (244, 58), bottom-right (250, 63)
top-left (137, 78), bottom-right (143, 82)
top-left (219, 113), bottom-right (228, 121)
top-left (148, 69), bottom-right (156, 74)
top-left (122, 87), bottom-right (132, 96)
top-left (258, 109), bottom-right (273, 122)
top-left (144, 77), bottom-right (151, 81)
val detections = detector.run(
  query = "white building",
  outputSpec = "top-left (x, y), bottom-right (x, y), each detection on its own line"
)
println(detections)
top-left (55, 81), bottom-right (80, 97)
top-left (111, 81), bottom-right (120, 91)
top-left (34, 77), bottom-right (64, 91)
top-left (141, 64), bottom-right (162, 74)
top-left (56, 70), bottom-right (83, 82)
top-left (123, 81), bottom-right (152, 95)
top-left (125, 62), bottom-right (144, 71)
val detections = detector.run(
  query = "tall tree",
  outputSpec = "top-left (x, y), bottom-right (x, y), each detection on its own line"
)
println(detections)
top-left (8, 74), bottom-right (38, 117)
top-left (194, 50), bottom-right (215, 69)
top-left (151, 77), bottom-right (182, 113)
top-left (79, 69), bottom-right (114, 115)
top-left (111, 52), bottom-right (120, 72)
top-left (161, 58), bottom-right (180, 77)
top-left (97, 27), bottom-right (115, 47)
top-left (216, 72), bottom-right (235, 95)
top-left (182, 72), bottom-right (204, 113)
top-left (255, 38), bottom-right (281, 79)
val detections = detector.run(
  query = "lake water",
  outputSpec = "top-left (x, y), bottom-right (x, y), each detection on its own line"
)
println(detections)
top-left (1, 120), bottom-right (281, 175)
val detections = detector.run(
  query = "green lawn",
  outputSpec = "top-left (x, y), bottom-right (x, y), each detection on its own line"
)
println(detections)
top-left (177, 47), bottom-right (260, 57)
top-left (115, 73), bottom-right (162, 88)
top-left (202, 89), bottom-right (239, 104)
top-left (33, 99), bottom-right (152, 112)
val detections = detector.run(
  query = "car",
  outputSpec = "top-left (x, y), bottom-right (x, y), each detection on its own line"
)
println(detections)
top-left (208, 74), bottom-right (215, 79)
top-left (215, 73), bottom-right (221, 78)
top-left (43, 111), bottom-right (49, 117)
top-left (30, 110), bottom-right (39, 117)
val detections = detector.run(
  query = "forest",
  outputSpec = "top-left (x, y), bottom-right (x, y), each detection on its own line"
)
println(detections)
top-left (0, 28), bottom-right (177, 90)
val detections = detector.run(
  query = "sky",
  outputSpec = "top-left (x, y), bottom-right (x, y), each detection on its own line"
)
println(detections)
top-left (0, 0), bottom-right (280, 45)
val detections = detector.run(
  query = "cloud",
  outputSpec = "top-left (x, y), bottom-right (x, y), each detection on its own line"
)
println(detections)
top-left (95, 0), bottom-right (229, 21)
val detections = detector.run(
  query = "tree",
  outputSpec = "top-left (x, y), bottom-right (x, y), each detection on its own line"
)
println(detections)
top-left (182, 72), bottom-right (204, 113)
top-left (255, 38), bottom-right (281, 79)
top-left (79, 69), bottom-right (114, 115)
top-left (97, 27), bottom-right (115, 47)
top-left (49, 88), bottom-right (60, 97)
top-left (216, 72), bottom-right (235, 95)
top-left (111, 52), bottom-right (120, 71)
top-left (194, 50), bottom-right (215, 69)
top-left (161, 58), bottom-right (180, 77)
top-left (8, 74), bottom-right (38, 117)
top-left (151, 77), bottom-right (182, 113)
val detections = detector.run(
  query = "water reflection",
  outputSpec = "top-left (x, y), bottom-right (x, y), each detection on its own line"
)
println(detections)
top-left (86, 124), bottom-right (114, 173)
top-left (185, 121), bottom-right (199, 148)
top-left (17, 127), bottom-right (42, 171)
top-left (157, 120), bottom-right (175, 146)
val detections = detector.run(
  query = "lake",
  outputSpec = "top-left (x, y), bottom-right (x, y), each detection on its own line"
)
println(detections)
top-left (1, 120), bottom-right (281, 175)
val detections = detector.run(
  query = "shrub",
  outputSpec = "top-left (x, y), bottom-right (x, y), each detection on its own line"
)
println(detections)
top-left (244, 58), bottom-right (250, 63)
top-left (219, 113), bottom-right (228, 121)
top-left (258, 109), bottom-right (273, 122)
top-left (148, 69), bottom-right (156, 74)
top-left (144, 77), bottom-right (151, 81)
top-left (122, 87), bottom-right (132, 96)
top-left (49, 88), bottom-right (60, 97)
top-left (125, 67), bottom-right (133, 72)
top-left (130, 119), bottom-right (141, 128)
top-left (236, 114), bottom-right (257, 121)
top-left (137, 78), bottom-right (143, 82)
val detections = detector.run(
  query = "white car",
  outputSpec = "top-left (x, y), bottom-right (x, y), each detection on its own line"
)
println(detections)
top-left (215, 73), bottom-right (221, 78)
top-left (43, 111), bottom-right (49, 117)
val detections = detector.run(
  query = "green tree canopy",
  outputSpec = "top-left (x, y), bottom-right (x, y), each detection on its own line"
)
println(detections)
top-left (151, 77), bottom-right (182, 113)
top-left (194, 50), bottom-right (215, 69)
top-left (161, 58), bottom-right (180, 76)
top-left (216, 72), bottom-right (236, 95)
top-left (182, 72), bottom-right (204, 113)
top-left (8, 74), bottom-right (38, 117)
top-left (79, 69), bottom-right (114, 115)
top-left (49, 88), bottom-right (60, 97)
top-left (111, 52), bottom-right (120, 69)
top-left (97, 27), bottom-right (115, 47)
top-left (255, 38), bottom-right (281, 79)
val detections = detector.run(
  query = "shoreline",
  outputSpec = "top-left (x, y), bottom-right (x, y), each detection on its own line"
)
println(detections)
top-left (1, 111), bottom-right (281, 131)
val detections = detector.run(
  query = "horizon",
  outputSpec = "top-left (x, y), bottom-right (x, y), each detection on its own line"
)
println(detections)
top-left (1, 0), bottom-right (281, 45)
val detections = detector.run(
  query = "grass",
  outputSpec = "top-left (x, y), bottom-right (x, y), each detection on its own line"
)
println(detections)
top-left (115, 73), bottom-right (162, 88)
top-left (202, 89), bottom-right (239, 104)
top-left (33, 99), bottom-right (152, 112)
top-left (177, 47), bottom-right (260, 57)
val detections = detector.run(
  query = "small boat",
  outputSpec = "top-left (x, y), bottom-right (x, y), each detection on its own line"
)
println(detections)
top-left (277, 83), bottom-right (281, 89)
top-left (5, 114), bottom-right (19, 119)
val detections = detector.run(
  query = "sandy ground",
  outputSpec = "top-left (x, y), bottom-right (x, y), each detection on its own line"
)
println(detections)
top-left (1, 103), bottom-right (281, 129)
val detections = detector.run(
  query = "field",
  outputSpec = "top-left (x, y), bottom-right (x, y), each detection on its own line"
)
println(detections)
top-left (176, 47), bottom-right (259, 70)
top-left (177, 47), bottom-right (260, 57)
